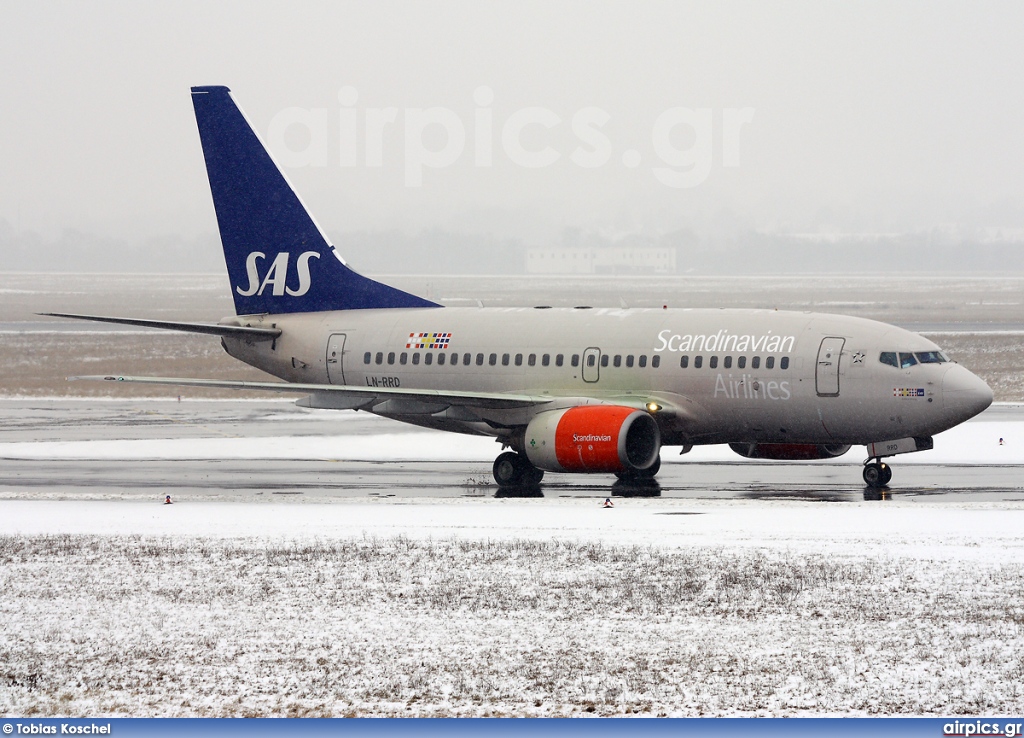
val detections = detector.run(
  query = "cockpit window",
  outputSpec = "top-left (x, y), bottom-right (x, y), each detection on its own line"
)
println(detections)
top-left (882, 350), bottom-right (946, 368)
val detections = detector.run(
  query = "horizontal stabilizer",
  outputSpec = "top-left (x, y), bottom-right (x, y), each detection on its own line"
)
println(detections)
top-left (39, 313), bottom-right (281, 339)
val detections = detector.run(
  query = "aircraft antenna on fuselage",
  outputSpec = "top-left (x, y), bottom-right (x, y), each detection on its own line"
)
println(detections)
top-left (190, 85), bottom-right (439, 315)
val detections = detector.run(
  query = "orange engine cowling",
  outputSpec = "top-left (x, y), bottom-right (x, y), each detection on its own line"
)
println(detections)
top-left (524, 406), bottom-right (661, 473)
top-left (728, 442), bottom-right (852, 460)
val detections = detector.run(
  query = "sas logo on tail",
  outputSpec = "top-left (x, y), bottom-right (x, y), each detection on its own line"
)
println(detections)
top-left (236, 251), bottom-right (320, 297)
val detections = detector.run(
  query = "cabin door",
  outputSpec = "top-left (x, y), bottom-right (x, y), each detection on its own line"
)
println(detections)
top-left (815, 337), bottom-right (845, 397)
top-left (326, 333), bottom-right (348, 384)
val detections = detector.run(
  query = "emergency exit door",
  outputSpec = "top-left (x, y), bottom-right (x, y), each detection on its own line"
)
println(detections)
top-left (815, 337), bottom-right (845, 397)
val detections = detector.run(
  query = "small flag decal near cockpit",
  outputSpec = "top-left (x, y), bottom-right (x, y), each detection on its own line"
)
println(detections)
top-left (894, 388), bottom-right (925, 397)
top-left (407, 332), bottom-right (452, 349)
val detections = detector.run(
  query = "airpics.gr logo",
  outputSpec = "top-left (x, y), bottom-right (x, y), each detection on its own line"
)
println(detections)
top-left (943, 720), bottom-right (1023, 737)
top-left (236, 251), bottom-right (320, 297)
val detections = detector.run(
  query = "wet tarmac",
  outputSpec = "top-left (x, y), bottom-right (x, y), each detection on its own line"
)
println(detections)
top-left (0, 399), bottom-right (1020, 504)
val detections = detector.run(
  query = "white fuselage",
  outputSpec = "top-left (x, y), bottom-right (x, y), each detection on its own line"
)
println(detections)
top-left (220, 306), bottom-right (992, 449)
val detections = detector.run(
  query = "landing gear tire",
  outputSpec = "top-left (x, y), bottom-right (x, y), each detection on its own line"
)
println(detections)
top-left (615, 454), bottom-right (661, 481)
top-left (492, 452), bottom-right (544, 487)
top-left (863, 461), bottom-right (891, 488)
top-left (493, 452), bottom-right (523, 486)
top-left (522, 466), bottom-right (545, 485)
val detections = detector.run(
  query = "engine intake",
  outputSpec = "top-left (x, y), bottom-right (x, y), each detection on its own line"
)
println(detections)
top-left (728, 442), bottom-right (852, 460)
top-left (524, 406), bottom-right (661, 473)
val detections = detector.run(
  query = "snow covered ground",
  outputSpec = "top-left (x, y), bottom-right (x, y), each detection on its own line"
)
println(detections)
top-left (2, 495), bottom-right (1024, 717)
top-left (1, 403), bottom-right (1022, 717)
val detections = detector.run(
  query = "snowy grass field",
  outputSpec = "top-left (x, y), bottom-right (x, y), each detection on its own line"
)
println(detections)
top-left (2, 500), bottom-right (1024, 717)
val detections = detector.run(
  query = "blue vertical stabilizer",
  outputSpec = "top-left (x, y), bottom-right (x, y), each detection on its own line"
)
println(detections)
top-left (191, 85), bottom-right (439, 314)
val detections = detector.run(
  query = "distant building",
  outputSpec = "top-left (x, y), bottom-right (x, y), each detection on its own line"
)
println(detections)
top-left (526, 247), bottom-right (677, 275)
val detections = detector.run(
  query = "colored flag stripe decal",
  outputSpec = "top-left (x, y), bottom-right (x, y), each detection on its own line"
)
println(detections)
top-left (406, 332), bottom-right (452, 349)
top-left (893, 388), bottom-right (925, 397)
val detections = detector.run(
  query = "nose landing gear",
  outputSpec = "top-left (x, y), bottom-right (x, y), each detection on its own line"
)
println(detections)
top-left (861, 437), bottom-right (933, 489)
top-left (862, 459), bottom-right (892, 488)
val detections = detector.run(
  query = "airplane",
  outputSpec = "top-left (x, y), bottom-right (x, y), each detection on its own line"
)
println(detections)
top-left (45, 85), bottom-right (994, 490)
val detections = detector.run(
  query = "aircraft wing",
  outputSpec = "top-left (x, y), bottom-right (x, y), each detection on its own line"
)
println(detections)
top-left (68, 374), bottom-right (552, 411)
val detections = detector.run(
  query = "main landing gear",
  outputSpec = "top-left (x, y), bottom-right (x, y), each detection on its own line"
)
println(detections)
top-left (862, 459), bottom-right (892, 488)
top-left (614, 454), bottom-right (661, 481)
top-left (493, 451), bottom-right (545, 487)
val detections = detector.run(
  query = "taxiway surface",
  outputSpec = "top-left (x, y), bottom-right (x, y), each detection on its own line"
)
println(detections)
top-left (0, 399), bottom-right (1020, 503)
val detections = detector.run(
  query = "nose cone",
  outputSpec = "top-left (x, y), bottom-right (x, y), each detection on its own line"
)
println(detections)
top-left (943, 364), bottom-right (993, 424)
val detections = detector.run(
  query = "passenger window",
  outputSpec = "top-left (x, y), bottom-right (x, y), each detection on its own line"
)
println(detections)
top-left (780, 356), bottom-right (789, 370)
top-left (387, 352), bottom-right (395, 365)
top-left (724, 356), bottom-right (732, 369)
top-left (639, 355), bottom-right (647, 368)
top-left (879, 352), bottom-right (897, 367)
top-left (709, 356), bottom-right (718, 369)
top-left (363, 352), bottom-right (371, 364)
top-left (400, 352), bottom-right (408, 365)
top-left (738, 356), bottom-right (746, 369)
top-left (766, 356), bottom-right (775, 369)
top-left (752, 356), bottom-right (760, 369)
top-left (652, 355), bottom-right (660, 368)
top-left (476, 353), bottom-right (484, 366)
top-left (694, 355), bottom-right (702, 369)
top-left (437, 353), bottom-right (446, 366)
top-left (375, 352), bottom-right (383, 365)
top-left (571, 355), bottom-right (579, 367)
top-left (613, 355), bottom-right (621, 368)
top-left (412, 353), bottom-right (420, 365)
top-left (424, 353), bottom-right (433, 366)
top-left (502, 353), bottom-right (510, 366)
top-left (900, 352), bottom-right (918, 368)
top-left (528, 354), bottom-right (536, 367)
top-left (542, 354), bottom-right (550, 367)
top-left (556, 354), bottom-right (564, 367)
top-left (680, 355), bottom-right (688, 368)
top-left (626, 355), bottom-right (634, 368)
top-left (489, 353), bottom-right (497, 366)
top-left (601, 355), bottom-right (609, 367)
top-left (449, 352), bottom-right (457, 365)
top-left (587, 354), bottom-right (596, 367)
top-left (463, 353), bottom-right (471, 366)
top-left (514, 353), bottom-right (523, 366)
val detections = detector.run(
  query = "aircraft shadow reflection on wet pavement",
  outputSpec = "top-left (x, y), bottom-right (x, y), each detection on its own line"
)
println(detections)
top-left (1, 457), bottom-right (1021, 503)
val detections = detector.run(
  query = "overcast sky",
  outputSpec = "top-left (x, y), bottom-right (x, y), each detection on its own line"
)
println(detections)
top-left (3, 0), bottom-right (1023, 246)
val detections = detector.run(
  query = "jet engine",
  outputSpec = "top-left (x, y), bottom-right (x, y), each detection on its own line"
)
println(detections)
top-left (524, 406), bottom-right (661, 473)
top-left (728, 442), bottom-right (852, 460)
